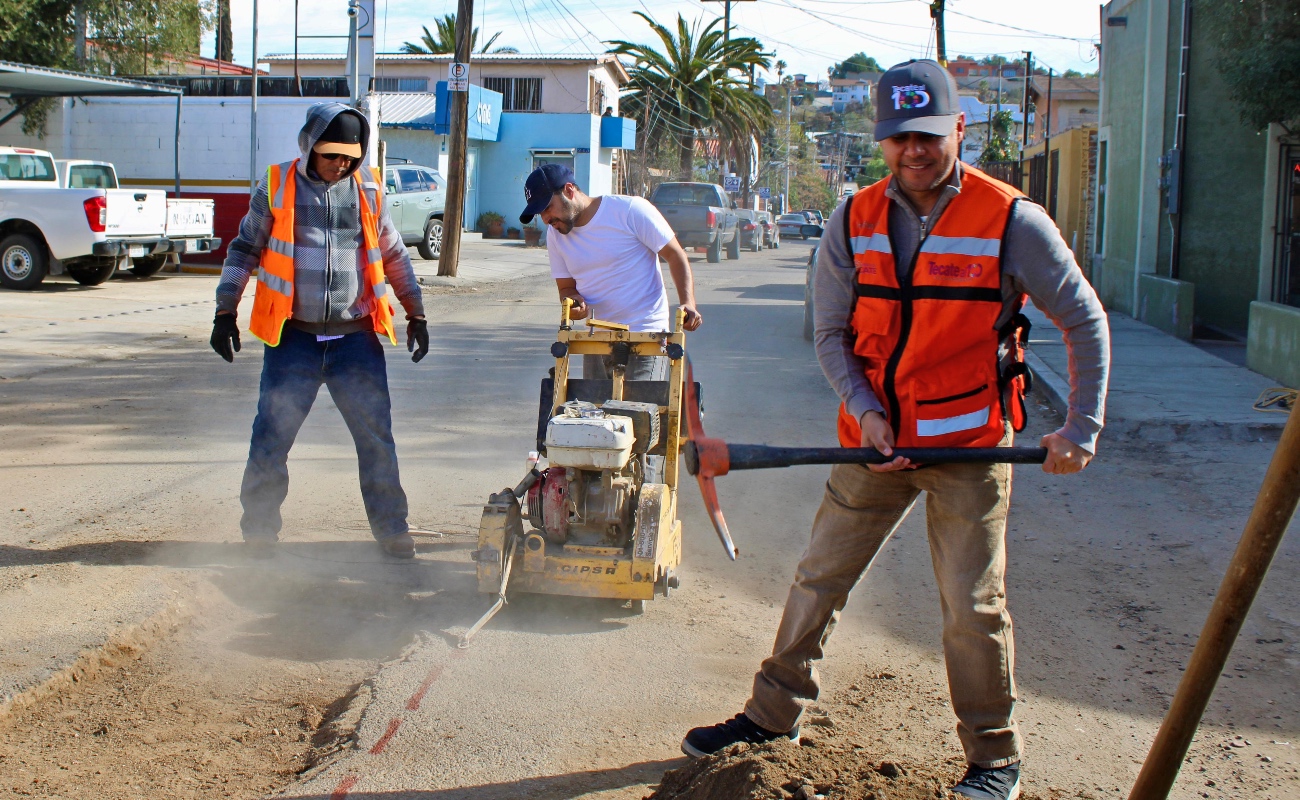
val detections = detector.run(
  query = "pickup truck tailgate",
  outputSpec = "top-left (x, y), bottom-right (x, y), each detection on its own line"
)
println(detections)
top-left (165, 198), bottom-right (215, 238)
top-left (105, 189), bottom-right (167, 237)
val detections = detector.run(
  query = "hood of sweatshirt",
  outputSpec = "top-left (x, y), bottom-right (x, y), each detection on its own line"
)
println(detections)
top-left (296, 102), bottom-right (370, 183)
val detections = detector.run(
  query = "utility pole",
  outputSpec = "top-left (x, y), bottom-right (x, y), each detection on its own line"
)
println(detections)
top-left (249, 0), bottom-right (259, 193)
top-left (438, 0), bottom-right (474, 278)
top-left (930, 0), bottom-right (947, 66)
top-left (784, 81), bottom-right (792, 213)
top-left (1018, 51), bottom-right (1032, 191)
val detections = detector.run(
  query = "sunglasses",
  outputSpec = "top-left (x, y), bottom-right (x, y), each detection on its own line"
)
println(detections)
top-left (318, 152), bottom-right (356, 163)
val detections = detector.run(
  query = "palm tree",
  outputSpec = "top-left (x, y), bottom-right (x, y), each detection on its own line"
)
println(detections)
top-left (608, 13), bottom-right (772, 179)
top-left (400, 14), bottom-right (516, 55)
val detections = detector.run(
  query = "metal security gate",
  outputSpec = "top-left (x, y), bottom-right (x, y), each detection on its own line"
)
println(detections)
top-left (1274, 145), bottom-right (1300, 308)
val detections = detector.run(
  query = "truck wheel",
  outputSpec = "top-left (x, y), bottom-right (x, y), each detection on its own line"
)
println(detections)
top-left (130, 255), bottom-right (168, 277)
top-left (67, 261), bottom-right (116, 286)
top-left (417, 217), bottom-right (442, 260)
top-left (706, 235), bottom-right (721, 263)
top-left (726, 231), bottom-right (741, 260)
top-left (0, 233), bottom-right (48, 290)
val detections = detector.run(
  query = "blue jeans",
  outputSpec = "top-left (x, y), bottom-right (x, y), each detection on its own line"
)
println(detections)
top-left (240, 326), bottom-right (409, 542)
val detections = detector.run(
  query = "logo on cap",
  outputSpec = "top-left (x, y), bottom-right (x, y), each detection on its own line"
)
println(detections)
top-left (525, 186), bottom-right (534, 202)
top-left (892, 84), bottom-right (931, 111)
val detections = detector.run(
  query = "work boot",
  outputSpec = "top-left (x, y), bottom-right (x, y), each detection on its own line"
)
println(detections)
top-left (681, 713), bottom-right (799, 758)
top-left (378, 532), bottom-right (416, 559)
top-left (951, 762), bottom-right (1020, 800)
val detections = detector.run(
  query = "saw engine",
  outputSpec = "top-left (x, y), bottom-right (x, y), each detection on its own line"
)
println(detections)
top-left (525, 399), bottom-right (663, 546)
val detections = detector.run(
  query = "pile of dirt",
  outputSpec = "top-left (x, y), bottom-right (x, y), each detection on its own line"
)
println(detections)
top-left (0, 584), bottom-right (377, 799)
top-left (649, 737), bottom-right (954, 800)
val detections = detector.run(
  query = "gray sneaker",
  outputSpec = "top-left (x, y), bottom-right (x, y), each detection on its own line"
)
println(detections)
top-left (951, 762), bottom-right (1020, 800)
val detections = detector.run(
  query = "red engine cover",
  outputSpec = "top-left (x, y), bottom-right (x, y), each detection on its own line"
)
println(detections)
top-left (527, 467), bottom-right (570, 542)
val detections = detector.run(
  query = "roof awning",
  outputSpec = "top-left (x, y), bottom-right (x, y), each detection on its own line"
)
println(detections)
top-left (374, 92), bottom-right (440, 130)
top-left (0, 60), bottom-right (181, 98)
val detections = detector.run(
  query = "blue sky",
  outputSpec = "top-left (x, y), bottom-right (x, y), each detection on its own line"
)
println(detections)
top-left (207, 0), bottom-right (1102, 81)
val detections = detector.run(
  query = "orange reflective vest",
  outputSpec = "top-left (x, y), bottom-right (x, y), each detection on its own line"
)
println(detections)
top-left (248, 159), bottom-right (397, 347)
top-left (836, 165), bottom-right (1032, 449)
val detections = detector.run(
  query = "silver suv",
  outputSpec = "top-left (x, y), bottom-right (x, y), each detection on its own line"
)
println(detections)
top-left (383, 160), bottom-right (447, 260)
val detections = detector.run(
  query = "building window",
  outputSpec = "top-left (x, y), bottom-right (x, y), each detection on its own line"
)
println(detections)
top-left (373, 77), bottom-right (428, 92)
top-left (1275, 146), bottom-right (1300, 307)
top-left (483, 77), bottom-right (543, 111)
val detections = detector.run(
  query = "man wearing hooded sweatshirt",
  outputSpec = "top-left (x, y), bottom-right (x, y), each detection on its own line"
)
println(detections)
top-left (210, 103), bottom-right (428, 559)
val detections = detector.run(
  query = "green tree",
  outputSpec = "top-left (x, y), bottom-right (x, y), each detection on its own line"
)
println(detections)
top-left (0, 0), bottom-right (210, 136)
top-left (831, 52), bottom-right (882, 78)
top-left (978, 110), bottom-right (1018, 164)
top-left (608, 12), bottom-right (772, 179)
top-left (400, 14), bottom-right (515, 54)
top-left (1198, 0), bottom-right (1300, 129)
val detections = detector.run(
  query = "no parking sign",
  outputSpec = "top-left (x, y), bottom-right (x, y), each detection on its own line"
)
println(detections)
top-left (448, 62), bottom-right (469, 91)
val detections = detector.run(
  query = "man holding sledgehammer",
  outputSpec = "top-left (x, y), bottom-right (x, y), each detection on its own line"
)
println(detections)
top-left (681, 60), bottom-right (1110, 800)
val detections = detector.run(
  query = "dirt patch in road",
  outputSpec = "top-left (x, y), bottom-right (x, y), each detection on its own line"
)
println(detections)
top-left (0, 582), bottom-right (377, 799)
top-left (650, 738), bottom-right (954, 800)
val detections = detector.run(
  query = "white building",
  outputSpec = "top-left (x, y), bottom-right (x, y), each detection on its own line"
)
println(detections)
top-left (830, 78), bottom-right (872, 113)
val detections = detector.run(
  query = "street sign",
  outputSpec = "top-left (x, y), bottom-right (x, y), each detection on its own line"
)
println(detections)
top-left (448, 62), bottom-right (469, 92)
top-left (723, 175), bottom-right (741, 192)
top-left (758, 187), bottom-right (771, 199)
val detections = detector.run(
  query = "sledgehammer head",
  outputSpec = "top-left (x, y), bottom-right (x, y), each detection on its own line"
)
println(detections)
top-left (684, 438), bottom-right (731, 479)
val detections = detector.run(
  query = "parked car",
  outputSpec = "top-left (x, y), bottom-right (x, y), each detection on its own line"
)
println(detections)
top-left (383, 160), bottom-right (447, 260)
top-left (649, 181), bottom-right (740, 263)
top-left (778, 212), bottom-right (818, 240)
top-left (54, 158), bottom-right (219, 279)
top-left (756, 210), bottom-right (779, 249)
top-left (803, 239), bottom-right (822, 341)
top-left (736, 208), bottom-right (764, 252)
top-left (0, 146), bottom-right (220, 289)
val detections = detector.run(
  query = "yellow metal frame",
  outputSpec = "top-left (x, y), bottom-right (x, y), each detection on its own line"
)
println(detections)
top-left (476, 300), bottom-right (687, 601)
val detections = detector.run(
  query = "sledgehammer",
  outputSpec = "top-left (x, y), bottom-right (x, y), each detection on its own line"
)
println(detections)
top-left (680, 357), bottom-right (1047, 562)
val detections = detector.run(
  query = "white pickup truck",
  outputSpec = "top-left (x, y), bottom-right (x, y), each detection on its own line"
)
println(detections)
top-left (0, 147), bottom-right (220, 290)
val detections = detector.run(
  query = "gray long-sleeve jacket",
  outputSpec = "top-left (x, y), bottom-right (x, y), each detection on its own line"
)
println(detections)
top-left (216, 103), bottom-right (424, 331)
top-left (815, 165), bottom-right (1110, 452)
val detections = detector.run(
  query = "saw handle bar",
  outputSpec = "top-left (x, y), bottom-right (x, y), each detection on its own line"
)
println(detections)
top-left (686, 443), bottom-right (1048, 476)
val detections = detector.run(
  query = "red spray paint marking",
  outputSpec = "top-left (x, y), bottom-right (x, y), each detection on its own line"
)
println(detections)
top-left (405, 665), bottom-right (445, 711)
top-left (329, 775), bottom-right (360, 799)
top-left (370, 717), bottom-right (403, 755)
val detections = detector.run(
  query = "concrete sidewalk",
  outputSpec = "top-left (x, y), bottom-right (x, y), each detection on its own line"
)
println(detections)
top-left (1024, 306), bottom-right (1287, 442)
top-left (410, 231), bottom-right (549, 286)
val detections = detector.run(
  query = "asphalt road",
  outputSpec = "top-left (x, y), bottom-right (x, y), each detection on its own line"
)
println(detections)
top-left (1, 242), bottom-right (1295, 800)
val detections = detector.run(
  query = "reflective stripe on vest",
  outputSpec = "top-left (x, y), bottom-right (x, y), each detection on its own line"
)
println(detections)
top-left (835, 165), bottom-right (1029, 450)
top-left (248, 161), bottom-right (396, 347)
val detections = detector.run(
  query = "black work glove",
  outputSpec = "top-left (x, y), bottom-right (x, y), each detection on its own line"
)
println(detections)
top-left (407, 318), bottom-right (429, 363)
top-left (211, 313), bottom-right (241, 362)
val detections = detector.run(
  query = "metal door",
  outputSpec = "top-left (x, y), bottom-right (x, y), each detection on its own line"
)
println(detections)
top-left (465, 148), bottom-right (479, 233)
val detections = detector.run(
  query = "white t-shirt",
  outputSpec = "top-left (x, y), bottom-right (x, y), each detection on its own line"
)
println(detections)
top-left (547, 195), bottom-right (676, 332)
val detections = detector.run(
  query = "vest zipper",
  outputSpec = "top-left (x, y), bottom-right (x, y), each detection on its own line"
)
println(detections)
top-left (324, 184), bottom-right (333, 326)
top-left (881, 226), bottom-right (932, 440)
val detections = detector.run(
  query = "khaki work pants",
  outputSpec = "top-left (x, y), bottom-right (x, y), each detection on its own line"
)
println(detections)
top-left (744, 434), bottom-right (1019, 768)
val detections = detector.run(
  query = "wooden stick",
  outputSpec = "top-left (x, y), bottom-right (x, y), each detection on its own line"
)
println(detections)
top-left (1129, 408), bottom-right (1300, 799)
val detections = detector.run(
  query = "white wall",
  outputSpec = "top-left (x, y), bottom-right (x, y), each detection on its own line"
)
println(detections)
top-left (1, 96), bottom-right (344, 189)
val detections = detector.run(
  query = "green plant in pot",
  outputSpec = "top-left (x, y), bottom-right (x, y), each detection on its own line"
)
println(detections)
top-left (476, 211), bottom-right (505, 238)
top-left (506, 227), bottom-right (521, 239)
top-left (523, 219), bottom-right (543, 247)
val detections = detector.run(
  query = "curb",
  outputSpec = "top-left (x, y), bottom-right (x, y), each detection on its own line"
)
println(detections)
top-left (179, 264), bottom-right (223, 275)
top-left (0, 600), bottom-right (190, 725)
top-left (1025, 346), bottom-right (1286, 443)
top-left (1024, 348), bottom-right (1070, 420)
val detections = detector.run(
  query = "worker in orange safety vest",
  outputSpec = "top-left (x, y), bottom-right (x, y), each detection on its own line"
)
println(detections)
top-left (210, 103), bottom-right (429, 560)
top-left (681, 60), bottom-right (1111, 800)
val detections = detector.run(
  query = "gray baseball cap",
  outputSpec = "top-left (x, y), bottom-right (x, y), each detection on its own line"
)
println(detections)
top-left (874, 59), bottom-right (961, 140)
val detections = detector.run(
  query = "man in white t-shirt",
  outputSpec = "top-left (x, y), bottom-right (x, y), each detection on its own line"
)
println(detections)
top-left (519, 163), bottom-right (702, 380)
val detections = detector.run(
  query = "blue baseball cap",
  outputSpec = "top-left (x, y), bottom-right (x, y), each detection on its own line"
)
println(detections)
top-left (520, 163), bottom-right (576, 224)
